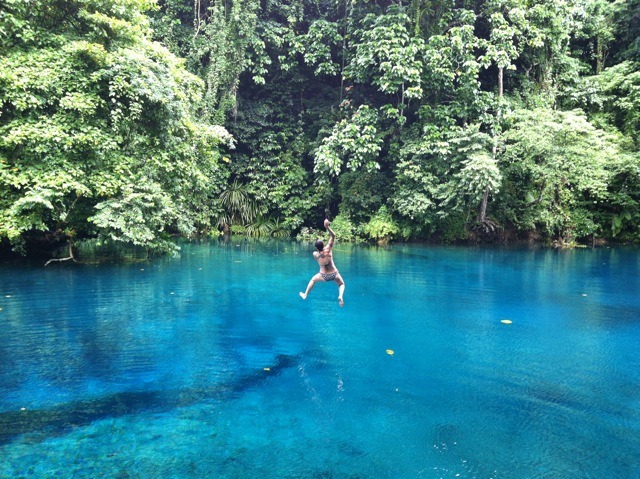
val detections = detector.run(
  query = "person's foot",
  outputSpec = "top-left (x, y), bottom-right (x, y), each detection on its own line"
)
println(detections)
top-left (338, 297), bottom-right (344, 307)
top-left (299, 292), bottom-right (307, 300)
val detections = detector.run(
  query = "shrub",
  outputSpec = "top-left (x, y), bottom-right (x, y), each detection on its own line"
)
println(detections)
top-left (362, 206), bottom-right (400, 244)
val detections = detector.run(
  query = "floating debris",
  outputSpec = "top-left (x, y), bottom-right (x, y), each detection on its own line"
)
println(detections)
top-left (386, 349), bottom-right (395, 355)
top-left (501, 319), bottom-right (512, 324)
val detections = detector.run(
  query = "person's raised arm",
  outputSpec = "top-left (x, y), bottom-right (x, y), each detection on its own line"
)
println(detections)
top-left (324, 219), bottom-right (336, 247)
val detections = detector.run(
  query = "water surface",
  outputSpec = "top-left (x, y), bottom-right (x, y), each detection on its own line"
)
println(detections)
top-left (1, 240), bottom-right (639, 478)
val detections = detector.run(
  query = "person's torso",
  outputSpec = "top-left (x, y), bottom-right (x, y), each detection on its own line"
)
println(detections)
top-left (316, 249), bottom-right (336, 272)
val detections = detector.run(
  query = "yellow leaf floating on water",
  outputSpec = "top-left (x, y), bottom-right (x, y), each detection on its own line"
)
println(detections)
top-left (501, 319), bottom-right (512, 324)
top-left (386, 349), bottom-right (395, 355)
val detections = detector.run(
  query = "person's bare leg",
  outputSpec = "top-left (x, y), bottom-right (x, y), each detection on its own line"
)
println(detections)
top-left (299, 277), bottom-right (317, 299)
top-left (336, 277), bottom-right (345, 307)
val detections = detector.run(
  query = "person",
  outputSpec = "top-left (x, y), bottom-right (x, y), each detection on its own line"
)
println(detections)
top-left (299, 219), bottom-right (345, 307)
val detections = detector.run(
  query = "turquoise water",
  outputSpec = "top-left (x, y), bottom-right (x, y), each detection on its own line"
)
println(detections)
top-left (1, 240), bottom-right (639, 479)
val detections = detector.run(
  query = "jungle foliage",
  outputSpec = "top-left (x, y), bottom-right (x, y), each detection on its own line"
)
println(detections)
top-left (0, 0), bottom-right (233, 255)
top-left (1, 0), bottom-right (639, 255)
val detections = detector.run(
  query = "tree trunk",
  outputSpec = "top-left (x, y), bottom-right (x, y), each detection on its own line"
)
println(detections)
top-left (475, 67), bottom-right (504, 240)
top-left (478, 186), bottom-right (489, 224)
top-left (596, 35), bottom-right (604, 73)
top-left (474, 141), bottom-right (500, 239)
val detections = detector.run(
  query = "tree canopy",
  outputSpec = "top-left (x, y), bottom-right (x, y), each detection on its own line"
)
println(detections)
top-left (1, 0), bottom-right (639, 255)
top-left (1, 0), bottom-right (233, 254)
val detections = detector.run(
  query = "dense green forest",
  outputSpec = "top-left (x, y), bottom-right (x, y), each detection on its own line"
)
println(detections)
top-left (1, 0), bottom-right (639, 257)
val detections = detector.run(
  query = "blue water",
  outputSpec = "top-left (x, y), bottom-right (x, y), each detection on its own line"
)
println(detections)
top-left (1, 240), bottom-right (639, 478)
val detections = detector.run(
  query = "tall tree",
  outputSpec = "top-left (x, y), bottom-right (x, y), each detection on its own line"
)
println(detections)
top-left (0, 0), bottom-right (232, 254)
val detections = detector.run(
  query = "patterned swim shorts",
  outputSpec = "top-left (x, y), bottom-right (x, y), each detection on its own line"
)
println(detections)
top-left (320, 271), bottom-right (338, 281)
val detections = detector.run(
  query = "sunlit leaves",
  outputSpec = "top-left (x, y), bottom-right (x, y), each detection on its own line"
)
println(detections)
top-left (480, 11), bottom-right (520, 71)
top-left (0, 0), bottom-right (232, 253)
top-left (393, 123), bottom-right (499, 227)
top-left (314, 106), bottom-right (383, 178)
top-left (579, 61), bottom-right (640, 144)
top-left (362, 206), bottom-right (400, 243)
top-left (422, 10), bottom-right (484, 118)
top-left (346, 11), bottom-right (424, 101)
top-left (499, 108), bottom-right (621, 241)
top-left (90, 181), bottom-right (180, 253)
top-left (299, 19), bottom-right (342, 76)
top-left (456, 153), bottom-right (502, 201)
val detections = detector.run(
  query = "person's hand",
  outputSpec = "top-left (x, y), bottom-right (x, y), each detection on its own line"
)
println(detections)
top-left (324, 219), bottom-right (331, 229)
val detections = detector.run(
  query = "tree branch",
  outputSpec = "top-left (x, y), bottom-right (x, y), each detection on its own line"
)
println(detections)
top-left (45, 242), bottom-right (77, 267)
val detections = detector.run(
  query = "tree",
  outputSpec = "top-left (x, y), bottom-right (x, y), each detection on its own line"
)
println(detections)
top-left (0, 0), bottom-right (232, 255)
top-left (313, 105), bottom-right (383, 178)
top-left (345, 10), bottom-right (425, 119)
top-left (498, 108), bottom-right (619, 244)
top-left (580, 61), bottom-right (640, 146)
top-left (216, 179), bottom-right (259, 234)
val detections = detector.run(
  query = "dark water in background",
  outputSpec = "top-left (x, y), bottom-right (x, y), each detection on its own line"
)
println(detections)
top-left (1, 240), bottom-right (639, 478)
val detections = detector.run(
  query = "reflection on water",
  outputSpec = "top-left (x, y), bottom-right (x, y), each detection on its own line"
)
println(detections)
top-left (1, 240), bottom-right (639, 478)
